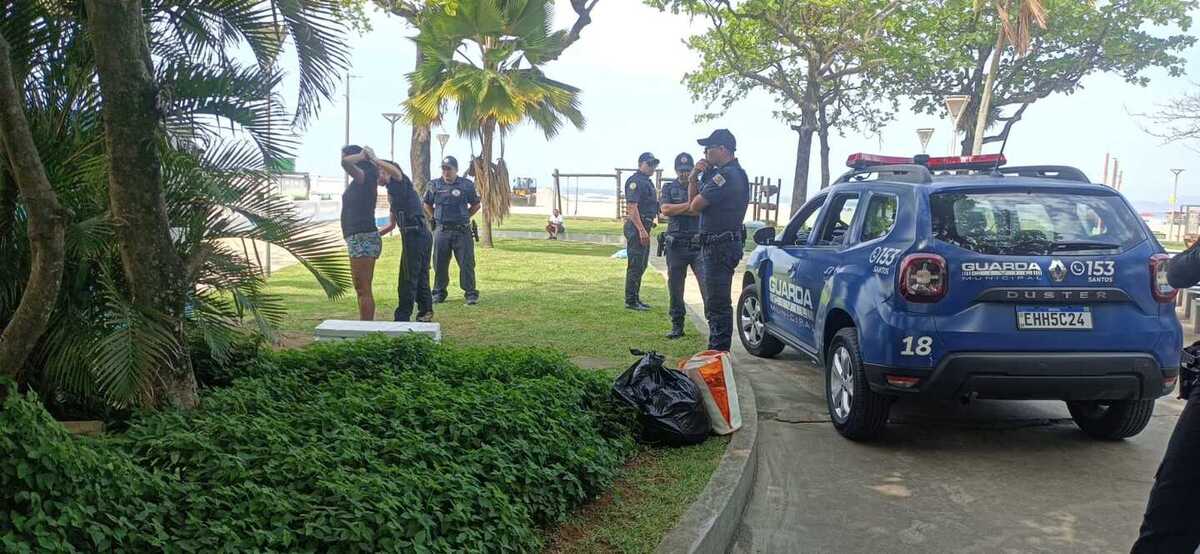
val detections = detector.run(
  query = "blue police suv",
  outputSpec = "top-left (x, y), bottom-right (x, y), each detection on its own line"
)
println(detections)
top-left (738, 153), bottom-right (1181, 441)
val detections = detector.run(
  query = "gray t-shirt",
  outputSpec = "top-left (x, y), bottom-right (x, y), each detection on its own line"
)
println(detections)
top-left (341, 165), bottom-right (379, 238)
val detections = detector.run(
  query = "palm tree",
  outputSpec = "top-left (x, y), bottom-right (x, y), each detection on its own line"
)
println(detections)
top-left (405, 0), bottom-right (586, 247)
top-left (0, 0), bottom-right (352, 409)
top-left (970, 0), bottom-right (1047, 154)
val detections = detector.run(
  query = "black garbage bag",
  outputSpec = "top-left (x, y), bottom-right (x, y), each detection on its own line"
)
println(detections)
top-left (612, 350), bottom-right (710, 446)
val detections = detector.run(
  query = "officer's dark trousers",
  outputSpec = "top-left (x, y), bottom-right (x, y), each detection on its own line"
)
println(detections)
top-left (1133, 385), bottom-right (1200, 553)
top-left (394, 227), bottom-right (433, 321)
top-left (623, 220), bottom-right (650, 305)
top-left (433, 226), bottom-right (478, 301)
top-left (666, 243), bottom-right (705, 324)
top-left (700, 240), bottom-right (743, 351)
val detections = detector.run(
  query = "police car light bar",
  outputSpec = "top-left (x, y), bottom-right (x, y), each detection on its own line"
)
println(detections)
top-left (846, 153), bottom-right (1007, 171)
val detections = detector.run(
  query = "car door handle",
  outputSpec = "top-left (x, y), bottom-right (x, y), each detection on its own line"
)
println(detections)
top-left (823, 266), bottom-right (835, 277)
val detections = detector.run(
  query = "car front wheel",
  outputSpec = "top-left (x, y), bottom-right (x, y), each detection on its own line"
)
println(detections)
top-left (826, 328), bottom-right (891, 441)
top-left (1066, 399), bottom-right (1155, 440)
top-left (737, 283), bottom-right (785, 358)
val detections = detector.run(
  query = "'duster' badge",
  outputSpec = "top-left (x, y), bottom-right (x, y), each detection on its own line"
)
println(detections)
top-left (451, 189), bottom-right (462, 197)
top-left (713, 174), bottom-right (726, 187)
top-left (629, 182), bottom-right (637, 191)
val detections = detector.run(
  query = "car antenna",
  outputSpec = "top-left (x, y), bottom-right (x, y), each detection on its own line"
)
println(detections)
top-left (990, 130), bottom-right (1012, 177)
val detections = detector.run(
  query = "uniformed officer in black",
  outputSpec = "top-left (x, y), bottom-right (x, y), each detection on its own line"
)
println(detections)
top-left (378, 160), bottom-right (434, 322)
top-left (424, 156), bottom-right (481, 305)
top-left (624, 152), bottom-right (660, 310)
top-left (678, 129), bottom-right (750, 352)
top-left (658, 152), bottom-right (706, 338)
top-left (1133, 238), bottom-right (1200, 553)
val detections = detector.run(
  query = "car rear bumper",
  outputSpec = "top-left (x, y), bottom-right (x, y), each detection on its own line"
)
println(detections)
top-left (865, 353), bottom-right (1178, 401)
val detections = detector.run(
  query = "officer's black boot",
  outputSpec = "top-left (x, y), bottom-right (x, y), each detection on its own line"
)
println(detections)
top-left (666, 319), bottom-right (685, 339)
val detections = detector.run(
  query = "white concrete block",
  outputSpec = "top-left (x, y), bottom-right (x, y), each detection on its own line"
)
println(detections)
top-left (314, 320), bottom-right (441, 342)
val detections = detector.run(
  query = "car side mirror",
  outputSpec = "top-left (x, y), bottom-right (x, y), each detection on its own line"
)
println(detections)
top-left (753, 227), bottom-right (778, 246)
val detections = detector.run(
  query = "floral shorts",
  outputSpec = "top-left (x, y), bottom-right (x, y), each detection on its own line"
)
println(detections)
top-left (346, 232), bottom-right (382, 259)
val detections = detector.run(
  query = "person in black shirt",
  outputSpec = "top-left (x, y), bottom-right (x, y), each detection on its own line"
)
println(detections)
top-left (623, 152), bottom-right (660, 311)
top-left (658, 152), bottom-right (706, 338)
top-left (1134, 238), bottom-right (1200, 553)
top-left (675, 129), bottom-right (750, 352)
top-left (377, 160), bottom-right (434, 323)
top-left (423, 156), bottom-right (481, 305)
top-left (340, 145), bottom-right (386, 321)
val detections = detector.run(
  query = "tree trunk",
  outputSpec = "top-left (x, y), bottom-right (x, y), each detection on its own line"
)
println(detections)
top-left (817, 104), bottom-right (832, 189)
top-left (85, 0), bottom-right (198, 409)
top-left (409, 50), bottom-right (431, 197)
top-left (0, 34), bottom-right (68, 381)
top-left (478, 119), bottom-right (495, 248)
top-left (789, 123), bottom-right (814, 216)
top-left (972, 28), bottom-right (1006, 155)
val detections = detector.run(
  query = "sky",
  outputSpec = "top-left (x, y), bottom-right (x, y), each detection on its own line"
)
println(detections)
top-left (276, 1), bottom-right (1200, 210)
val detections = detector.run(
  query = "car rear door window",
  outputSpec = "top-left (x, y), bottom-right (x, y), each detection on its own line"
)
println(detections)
top-left (930, 190), bottom-right (1144, 255)
top-left (860, 193), bottom-right (898, 242)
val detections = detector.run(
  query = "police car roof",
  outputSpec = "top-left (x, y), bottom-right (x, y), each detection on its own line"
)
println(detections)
top-left (836, 153), bottom-right (1103, 192)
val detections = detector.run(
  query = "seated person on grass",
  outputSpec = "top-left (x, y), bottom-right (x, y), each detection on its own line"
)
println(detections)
top-left (546, 209), bottom-right (565, 240)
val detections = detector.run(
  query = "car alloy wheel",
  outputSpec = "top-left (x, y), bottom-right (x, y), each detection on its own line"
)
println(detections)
top-left (740, 294), bottom-right (765, 347)
top-left (829, 346), bottom-right (854, 422)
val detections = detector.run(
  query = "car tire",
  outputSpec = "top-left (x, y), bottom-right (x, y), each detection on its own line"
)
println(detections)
top-left (1066, 399), bottom-right (1156, 440)
top-left (737, 283), bottom-right (785, 358)
top-left (826, 328), bottom-right (891, 441)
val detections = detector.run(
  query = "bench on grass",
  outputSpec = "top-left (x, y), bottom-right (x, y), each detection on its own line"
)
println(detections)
top-left (314, 320), bottom-right (442, 342)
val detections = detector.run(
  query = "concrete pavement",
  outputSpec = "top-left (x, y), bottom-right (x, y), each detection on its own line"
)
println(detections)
top-left (647, 255), bottom-right (1190, 553)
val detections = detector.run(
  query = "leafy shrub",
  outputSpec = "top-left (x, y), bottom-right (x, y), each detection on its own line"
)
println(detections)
top-left (1, 335), bottom-right (636, 552)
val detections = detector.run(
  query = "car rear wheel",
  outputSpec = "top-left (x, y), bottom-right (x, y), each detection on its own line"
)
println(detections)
top-left (826, 328), bottom-right (891, 441)
top-left (1066, 399), bottom-right (1155, 440)
top-left (737, 284), bottom-right (785, 358)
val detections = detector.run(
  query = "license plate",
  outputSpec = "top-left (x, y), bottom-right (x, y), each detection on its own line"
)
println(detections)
top-left (1016, 306), bottom-right (1093, 330)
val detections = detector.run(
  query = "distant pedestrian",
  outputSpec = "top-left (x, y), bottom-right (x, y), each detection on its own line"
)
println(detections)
top-left (678, 130), bottom-right (750, 351)
top-left (623, 152), bottom-right (660, 311)
top-left (377, 160), bottom-right (434, 323)
top-left (339, 145), bottom-right (387, 321)
top-left (546, 209), bottom-right (565, 240)
top-left (658, 152), bottom-right (706, 339)
top-left (424, 156), bottom-right (481, 305)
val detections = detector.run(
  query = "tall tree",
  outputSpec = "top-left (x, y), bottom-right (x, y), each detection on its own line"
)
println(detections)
top-left (406, 0), bottom-right (592, 247)
top-left (887, 0), bottom-right (1194, 155)
top-left (649, 0), bottom-right (902, 214)
top-left (0, 34), bottom-right (67, 381)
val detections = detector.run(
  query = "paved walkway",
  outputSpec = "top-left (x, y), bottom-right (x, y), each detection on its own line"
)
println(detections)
top-left (650, 256), bottom-right (1191, 553)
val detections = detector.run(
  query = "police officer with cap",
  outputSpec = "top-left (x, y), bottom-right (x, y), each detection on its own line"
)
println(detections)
top-left (623, 152), bottom-right (660, 311)
top-left (424, 155), bottom-right (482, 305)
top-left (677, 129), bottom-right (750, 351)
top-left (658, 152), bottom-right (706, 338)
top-left (378, 160), bottom-right (434, 322)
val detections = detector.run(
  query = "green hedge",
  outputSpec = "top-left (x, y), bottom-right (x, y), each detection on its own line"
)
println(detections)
top-left (1, 335), bottom-right (635, 552)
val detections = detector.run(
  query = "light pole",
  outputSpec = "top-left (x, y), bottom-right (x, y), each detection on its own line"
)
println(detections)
top-left (916, 128), bottom-right (934, 154)
top-left (945, 95), bottom-right (969, 155)
top-left (437, 132), bottom-right (450, 161)
top-left (343, 72), bottom-right (359, 186)
top-left (1170, 168), bottom-right (1184, 242)
top-left (381, 113), bottom-right (403, 161)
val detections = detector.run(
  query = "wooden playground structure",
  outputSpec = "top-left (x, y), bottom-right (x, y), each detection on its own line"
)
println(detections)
top-left (550, 168), bottom-right (783, 225)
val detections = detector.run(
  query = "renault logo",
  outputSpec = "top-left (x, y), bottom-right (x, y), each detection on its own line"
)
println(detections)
top-left (1048, 259), bottom-right (1067, 283)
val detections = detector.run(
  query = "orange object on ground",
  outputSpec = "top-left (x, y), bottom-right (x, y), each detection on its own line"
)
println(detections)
top-left (679, 350), bottom-right (742, 434)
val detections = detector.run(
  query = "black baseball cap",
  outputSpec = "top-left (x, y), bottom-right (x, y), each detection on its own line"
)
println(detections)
top-left (638, 152), bottom-right (660, 166)
top-left (441, 156), bottom-right (458, 170)
top-left (697, 129), bottom-right (736, 151)
top-left (674, 152), bottom-right (695, 172)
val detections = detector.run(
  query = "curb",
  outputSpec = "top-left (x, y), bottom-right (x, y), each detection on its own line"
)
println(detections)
top-left (650, 258), bottom-right (758, 554)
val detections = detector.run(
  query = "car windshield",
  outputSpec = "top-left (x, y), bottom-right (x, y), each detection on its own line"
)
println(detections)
top-left (930, 190), bottom-right (1144, 256)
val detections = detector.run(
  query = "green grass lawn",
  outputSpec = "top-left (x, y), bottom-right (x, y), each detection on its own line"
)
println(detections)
top-left (267, 238), bottom-right (725, 553)
top-left (489, 213), bottom-right (625, 237)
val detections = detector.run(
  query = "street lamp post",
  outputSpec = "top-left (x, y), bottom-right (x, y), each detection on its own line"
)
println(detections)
top-left (343, 72), bottom-right (360, 186)
top-left (916, 128), bottom-right (935, 154)
top-left (437, 133), bottom-right (450, 161)
top-left (1170, 168), bottom-right (1184, 242)
top-left (945, 95), bottom-right (969, 156)
top-left (381, 113), bottom-right (404, 161)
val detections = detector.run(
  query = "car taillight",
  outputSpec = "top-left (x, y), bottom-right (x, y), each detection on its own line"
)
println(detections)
top-left (899, 254), bottom-right (947, 303)
top-left (1150, 254), bottom-right (1177, 303)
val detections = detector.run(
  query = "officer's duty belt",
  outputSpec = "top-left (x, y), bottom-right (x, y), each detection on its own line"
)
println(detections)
top-left (698, 230), bottom-right (745, 245)
top-left (437, 222), bottom-right (470, 231)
